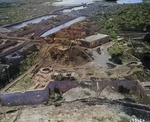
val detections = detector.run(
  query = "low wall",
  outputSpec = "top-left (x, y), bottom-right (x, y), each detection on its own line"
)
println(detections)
top-left (0, 81), bottom-right (79, 106)
top-left (0, 84), bottom-right (50, 106)
top-left (80, 80), bottom-right (150, 105)
top-left (0, 41), bottom-right (29, 58)
top-left (1, 80), bottom-right (150, 106)
top-left (0, 41), bottom-right (18, 51)
top-left (49, 81), bottom-right (79, 93)
top-left (80, 80), bottom-right (137, 92)
top-left (136, 81), bottom-right (150, 104)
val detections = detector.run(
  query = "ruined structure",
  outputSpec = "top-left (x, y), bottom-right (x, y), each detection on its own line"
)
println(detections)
top-left (0, 64), bottom-right (10, 88)
top-left (31, 67), bottom-right (54, 89)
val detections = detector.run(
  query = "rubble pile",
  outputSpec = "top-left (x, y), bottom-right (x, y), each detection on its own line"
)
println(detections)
top-left (45, 22), bottom-right (91, 45)
top-left (44, 44), bottom-right (88, 66)
top-left (41, 22), bottom-right (92, 66)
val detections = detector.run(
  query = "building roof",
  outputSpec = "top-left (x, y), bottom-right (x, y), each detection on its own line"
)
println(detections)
top-left (81, 33), bottom-right (109, 42)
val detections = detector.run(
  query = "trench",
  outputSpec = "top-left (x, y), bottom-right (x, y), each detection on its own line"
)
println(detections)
top-left (3, 15), bottom-right (56, 29)
top-left (40, 16), bottom-right (85, 37)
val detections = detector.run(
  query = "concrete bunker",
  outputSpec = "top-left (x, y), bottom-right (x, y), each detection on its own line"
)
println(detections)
top-left (80, 33), bottom-right (109, 48)
top-left (31, 67), bottom-right (54, 89)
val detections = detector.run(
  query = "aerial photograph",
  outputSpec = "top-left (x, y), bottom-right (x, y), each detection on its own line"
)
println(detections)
top-left (0, 0), bottom-right (150, 121)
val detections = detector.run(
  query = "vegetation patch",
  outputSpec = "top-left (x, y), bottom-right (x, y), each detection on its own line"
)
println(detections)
top-left (46, 91), bottom-right (62, 106)
top-left (108, 40), bottom-right (128, 64)
top-left (0, 0), bottom-right (59, 26)
top-left (124, 66), bottom-right (150, 81)
top-left (95, 3), bottom-right (150, 39)
top-left (6, 73), bottom-right (34, 93)
top-left (19, 52), bottom-right (37, 74)
top-left (108, 42), bottom-right (124, 56)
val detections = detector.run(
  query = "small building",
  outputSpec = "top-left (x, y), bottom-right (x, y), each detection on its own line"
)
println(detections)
top-left (80, 33), bottom-right (109, 48)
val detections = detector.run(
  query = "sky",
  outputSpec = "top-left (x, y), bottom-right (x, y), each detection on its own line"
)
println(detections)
top-left (53, 0), bottom-right (143, 6)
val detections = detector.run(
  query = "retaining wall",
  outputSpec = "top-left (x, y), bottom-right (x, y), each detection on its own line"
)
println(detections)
top-left (136, 81), bottom-right (150, 104)
top-left (0, 81), bottom-right (79, 106)
top-left (0, 84), bottom-right (50, 106)
top-left (1, 80), bottom-right (150, 106)
top-left (80, 80), bottom-right (150, 104)
top-left (80, 80), bottom-right (137, 92)
top-left (49, 81), bottom-right (79, 93)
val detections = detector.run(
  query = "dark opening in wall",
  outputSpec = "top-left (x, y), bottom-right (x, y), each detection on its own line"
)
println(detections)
top-left (144, 86), bottom-right (150, 90)
top-left (141, 53), bottom-right (150, 70)
top-left (43, 68), bottom-right (50, 71)
top-left (54, 87), bottom-right (60, 94)
top-left (118, 85), bottom-right (130, 94)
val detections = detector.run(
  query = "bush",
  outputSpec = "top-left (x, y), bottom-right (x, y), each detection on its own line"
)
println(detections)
top-left (19, 52), bottom-right (37, 74)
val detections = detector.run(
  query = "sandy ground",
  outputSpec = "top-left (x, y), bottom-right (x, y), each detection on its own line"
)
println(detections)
top-left (83, 41), bottom-right (115, 68)
top-left (0, 102), bottom-right (131, 122)
top-left (0, 86), bottom-right (134, 122)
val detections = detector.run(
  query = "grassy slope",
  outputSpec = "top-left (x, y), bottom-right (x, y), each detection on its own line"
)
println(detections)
top-left (0, 0), bottom-right (58, 26)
